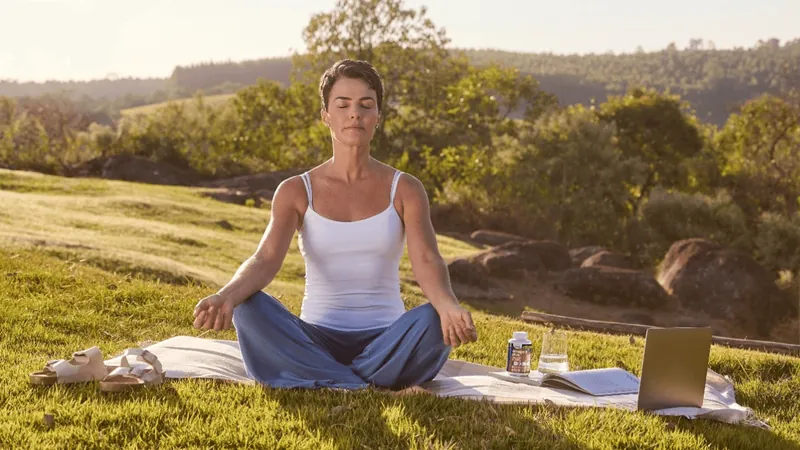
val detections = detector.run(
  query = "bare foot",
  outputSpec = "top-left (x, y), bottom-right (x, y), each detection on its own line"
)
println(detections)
top-left (391, 385), bottom-right (431, 396)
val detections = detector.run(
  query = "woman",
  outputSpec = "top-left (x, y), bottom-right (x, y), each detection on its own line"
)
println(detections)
top-left (192, 59), bottom-right (478, 391)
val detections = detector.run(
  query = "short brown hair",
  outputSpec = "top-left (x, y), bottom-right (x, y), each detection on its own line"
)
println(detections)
top-left (319, 59), bottom-right (384, 113)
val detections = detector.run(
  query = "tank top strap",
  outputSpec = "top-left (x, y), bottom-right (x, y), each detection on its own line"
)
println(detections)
top-left (300, 172), bottom-right (313, 208)
top-left (390, 170), bottom-right (402, 203)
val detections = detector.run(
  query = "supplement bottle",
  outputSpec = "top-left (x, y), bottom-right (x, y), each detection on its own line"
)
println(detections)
top-left (506, 331), bottom-right (532, 376)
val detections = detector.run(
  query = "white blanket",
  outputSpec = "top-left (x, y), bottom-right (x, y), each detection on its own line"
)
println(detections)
top-left (105, 336), bottom-right (764, 427)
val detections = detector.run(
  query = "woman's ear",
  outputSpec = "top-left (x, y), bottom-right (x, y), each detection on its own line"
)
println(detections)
top-left (320, 108), bottom-right (329, 127)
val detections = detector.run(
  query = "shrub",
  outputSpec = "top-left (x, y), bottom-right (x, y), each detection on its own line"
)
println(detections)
top-left (638, 188), bottom-right (751, 264)
top-left (754, 212), bottom-right (800, 274)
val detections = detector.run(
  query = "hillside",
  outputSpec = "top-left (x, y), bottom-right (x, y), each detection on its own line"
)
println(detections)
top-left (2, 168), bottom-right (800, 448)
top-left (3, 40), bottom-right (798, 126)
top-left (120, 94), bottom-right (235, 117)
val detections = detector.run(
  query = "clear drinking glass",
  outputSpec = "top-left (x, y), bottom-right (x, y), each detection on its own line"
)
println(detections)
top-left (537, 329), bottom-right (569, 374)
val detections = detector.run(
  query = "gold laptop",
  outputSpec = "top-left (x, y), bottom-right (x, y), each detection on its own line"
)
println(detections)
top-left (637, 327), bottom-right (713, 411)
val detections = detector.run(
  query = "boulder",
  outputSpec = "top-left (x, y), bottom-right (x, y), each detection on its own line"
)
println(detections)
top-left (657, 238), bottom-right (795, 338)
top-left (451, 283), bottom-right (513, 302)
top-left (478, 247), bottom-right (545, 279)
top-left (489, 240), bottom-right (573, 274)
top-left (200, 169), bottom-right (305, 191)
top-left (198, 169), bottom-right (306, 206)
top-left (71, 155), bottom-right (200, 186)
top-left (447, 258), bottom-right (493, 289)
top-left (555, 266), bottom-right (671, 309)
top-left (447, 240), bottom-right (571, 283)
top-left (203, 189), bottom-right (270, 207)
top-left (446, 258), bottom-right (511, 300)
top-left (569, 246), bottom-right (607, 266)
top-left (581, 251), bottom-right (637, 270)
top-left (469, 229), bottom-right (527, 247)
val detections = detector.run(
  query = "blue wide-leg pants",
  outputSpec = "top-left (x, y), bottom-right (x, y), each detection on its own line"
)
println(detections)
top-left (232, 292), bottom-right (451, 390)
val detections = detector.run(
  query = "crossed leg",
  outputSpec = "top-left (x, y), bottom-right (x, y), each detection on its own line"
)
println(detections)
top-left (232, 292), bottom-right (451, 390)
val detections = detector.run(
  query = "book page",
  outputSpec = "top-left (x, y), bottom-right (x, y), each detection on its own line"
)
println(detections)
top-left (487, 370), bottom-right (544, 387)
top-left (545, 368), bottom-right (640, 396)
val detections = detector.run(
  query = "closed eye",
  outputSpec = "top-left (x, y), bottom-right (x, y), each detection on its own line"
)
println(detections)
top-left (338, 103), bottom-right (373, 109)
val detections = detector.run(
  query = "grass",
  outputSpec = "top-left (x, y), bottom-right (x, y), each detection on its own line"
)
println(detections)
top-left (1, 168), bottom-right (799, 449)
top-left (120, 94), bottom-right (235, 117)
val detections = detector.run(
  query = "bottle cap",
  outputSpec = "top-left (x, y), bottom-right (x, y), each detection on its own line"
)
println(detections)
top-left (513, 331), bottom-right (528, 340)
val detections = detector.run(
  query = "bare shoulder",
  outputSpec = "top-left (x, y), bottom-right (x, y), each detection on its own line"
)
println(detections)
top-left (393, 171), bottom-right (430, 220)
top-left (271, 175), bottom-right (309, 214)
top-left (395, 171), bottom-right (428, 202)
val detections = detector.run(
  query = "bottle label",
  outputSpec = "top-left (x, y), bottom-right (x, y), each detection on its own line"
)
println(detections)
top-left (506, 342), bottom-right (532, 374)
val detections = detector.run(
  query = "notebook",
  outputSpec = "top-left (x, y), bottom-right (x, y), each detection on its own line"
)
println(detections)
top-left (488, 367), bottom-right (640, 396)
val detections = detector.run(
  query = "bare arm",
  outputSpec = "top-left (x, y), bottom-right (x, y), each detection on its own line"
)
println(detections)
top-left (193, 177), bottom-right (303, 330)
top-left (400, 175), bottom-right (459, 310)
top-left (399, 174), bottom-right (477, 347)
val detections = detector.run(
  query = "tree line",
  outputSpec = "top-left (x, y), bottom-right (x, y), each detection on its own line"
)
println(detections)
top-left (1, 0), bottom-right (799, 284)
top-left (2, 30), bottom-right (798, 126)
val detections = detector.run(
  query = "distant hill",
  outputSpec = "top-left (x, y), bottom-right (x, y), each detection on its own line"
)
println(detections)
top-left (2, 40), bottom-right (798, 126)
top-left (0, 77), bottom-right (168, 99)
top-left (120, 94), bottom-right (235, 117)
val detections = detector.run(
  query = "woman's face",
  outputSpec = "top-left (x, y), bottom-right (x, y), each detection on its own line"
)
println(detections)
top-left (322, 77), bottom-right (380, 147)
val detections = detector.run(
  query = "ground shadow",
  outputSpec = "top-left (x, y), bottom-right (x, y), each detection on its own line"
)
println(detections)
top-left (669, 415), bottom-right (799, 449)
top-left (268, 384), bottom-right (799, 449)
top-left (268, 387), bottom-right (592, 449)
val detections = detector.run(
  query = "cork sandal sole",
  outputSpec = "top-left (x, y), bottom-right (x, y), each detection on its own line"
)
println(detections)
top-left (29, 347), bottom-right (110, 386)
top-left (99, 348), bottom-right (165, 393)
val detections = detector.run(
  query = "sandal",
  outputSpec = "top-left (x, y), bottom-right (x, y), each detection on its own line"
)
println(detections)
top-left (29, 346), bottom-right (109, 385)
top-left (99, 348), bottom-right (165, 392)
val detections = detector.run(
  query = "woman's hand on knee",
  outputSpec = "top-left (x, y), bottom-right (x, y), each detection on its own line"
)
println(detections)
top-left (436, 304), bottom-right (478, 348)
top-left (193, 293), bottom-right (235, 331)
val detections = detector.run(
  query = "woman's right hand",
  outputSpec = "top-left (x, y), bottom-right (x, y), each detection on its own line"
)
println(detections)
top-left (193, 293), bottom-right (236, 331)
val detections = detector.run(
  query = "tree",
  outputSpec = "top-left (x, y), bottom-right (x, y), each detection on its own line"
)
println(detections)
top-left (293, 0), bottom-right (469, 161)
top-left (596, 88), bottom-right (704, 215)
top-left (494, 106), bottom-right (647, 246)
top-left (717, 94), bottom-right (800, 216)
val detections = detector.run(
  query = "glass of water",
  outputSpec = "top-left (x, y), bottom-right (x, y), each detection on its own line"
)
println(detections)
top-left (537, 329), bottom-right (569, 374)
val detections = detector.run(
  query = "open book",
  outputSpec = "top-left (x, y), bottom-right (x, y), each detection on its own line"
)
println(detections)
top-left (488, 368), bottom-right (640, 396)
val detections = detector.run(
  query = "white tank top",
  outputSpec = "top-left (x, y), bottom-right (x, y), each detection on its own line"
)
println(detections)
top-left (297, 170), bottom-right (407, 330)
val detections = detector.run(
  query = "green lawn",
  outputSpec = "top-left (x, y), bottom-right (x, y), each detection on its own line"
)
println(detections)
top-left (1, 169), bottom-right (799, 449)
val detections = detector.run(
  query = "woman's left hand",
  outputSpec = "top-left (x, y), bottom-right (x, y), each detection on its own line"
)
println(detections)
top-left (436, 304), bottom-right (478, 348)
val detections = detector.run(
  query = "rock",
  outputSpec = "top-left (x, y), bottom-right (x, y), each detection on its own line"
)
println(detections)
top-left (203, 189), bottom-right (267, 207)
top-left (440, 231), bottom-right (474, 243)
top-left (569, 246), bottom-right (607, 266)
top-left (479, 248), bottom-right (545, 278)
top-left (215, 220), bottom-right (235, 231)
top-left (201, 169), bottom-right (305, 191)
top-left (492, 240), bottom-right (573, 273)
top-left (451, 283), bottom-right (513, 301)
top-left (71, 155), bottom-right (201, 186)
top-left (199, 169), bottom-right (304, 206)
top-left (447, 258), bottom-right (493, 288)
top-left (469, 230), bottom-right (527, 247)
top-left (581, 251), bottom-right (636, 270)
top-left (657, 238), bottom-right (795, 338)
top-left (444, 259), bottom-right (512, 300)
top-left (555, 266), bottom-right (671, 309)
top-left (449, 240), bottom-right (572, 282)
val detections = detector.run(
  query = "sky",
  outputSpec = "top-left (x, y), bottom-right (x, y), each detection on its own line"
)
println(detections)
top-left (2, 0), bottom-right (798, 82)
